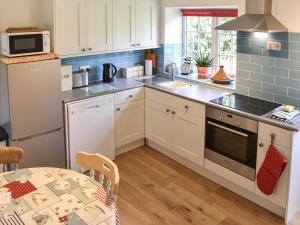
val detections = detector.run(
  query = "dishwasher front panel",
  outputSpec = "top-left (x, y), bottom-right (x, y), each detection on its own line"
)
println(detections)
top-left (67, 95), bottom-right (115, 171)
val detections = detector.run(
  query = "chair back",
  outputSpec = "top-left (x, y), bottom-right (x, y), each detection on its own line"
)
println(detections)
top-left (76, 151), bottom-right (119, 199)
top-left (0, 147), bottom-right (24, 172)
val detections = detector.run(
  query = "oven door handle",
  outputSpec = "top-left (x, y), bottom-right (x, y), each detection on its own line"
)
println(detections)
top-left (207, 121), bottom-right (249, 138)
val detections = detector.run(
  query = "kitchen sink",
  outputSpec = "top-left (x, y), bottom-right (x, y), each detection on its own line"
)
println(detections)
top-left (157, 80), bottom-right (192, 90)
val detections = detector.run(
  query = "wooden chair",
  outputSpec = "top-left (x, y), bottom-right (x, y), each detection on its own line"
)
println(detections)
top-left (76, 151), bottom-right (120, 200)
top-left (0, 147), bottom-right (24, 172)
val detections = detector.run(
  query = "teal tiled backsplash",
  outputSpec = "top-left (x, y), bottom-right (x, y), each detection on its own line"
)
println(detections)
top-left (236, 32), bottom-right (300, 107)
top-left (61, 49), bottom-right (150, 81)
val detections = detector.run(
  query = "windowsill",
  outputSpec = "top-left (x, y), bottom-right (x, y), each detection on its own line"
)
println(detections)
top-left (173, 72), bottom-right (236, 91)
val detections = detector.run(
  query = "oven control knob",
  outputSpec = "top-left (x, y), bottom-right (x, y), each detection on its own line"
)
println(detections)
top-left (235, 122), bottom-right (241, 127)
top-left (219, 116), bottom-right (224, 121)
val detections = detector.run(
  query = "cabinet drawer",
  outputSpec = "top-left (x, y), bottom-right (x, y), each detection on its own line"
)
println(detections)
top-left (115, 87), bottom-right (144, 105)
top-left (146, 88), bottom-right (204, 116)
top-left (258, 123), bottom-right (292, 148)
top-left (171, 95), bottom-right (204, 116)
top-left (145, 87), bottom-right (173, 106)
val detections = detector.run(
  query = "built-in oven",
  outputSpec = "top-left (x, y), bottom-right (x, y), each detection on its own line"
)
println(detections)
top-left (205, 107), bottom-right (258, 181)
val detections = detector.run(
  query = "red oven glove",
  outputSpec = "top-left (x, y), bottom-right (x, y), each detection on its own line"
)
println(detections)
top-left (257, 144), bottom-right (287, 195)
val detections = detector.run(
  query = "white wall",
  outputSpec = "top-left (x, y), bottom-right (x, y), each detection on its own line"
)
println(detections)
top-left (0, 0), bottom-right (42, 32)
top-left (272, 0), bottom-right (300, 32)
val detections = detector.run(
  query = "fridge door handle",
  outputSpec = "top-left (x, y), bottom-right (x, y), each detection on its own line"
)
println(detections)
top-left (13, 128), bottom-right (63, 142)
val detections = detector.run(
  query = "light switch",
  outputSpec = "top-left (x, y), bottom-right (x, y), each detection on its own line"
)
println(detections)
top-left (266, 41), bottom-right (282, 51)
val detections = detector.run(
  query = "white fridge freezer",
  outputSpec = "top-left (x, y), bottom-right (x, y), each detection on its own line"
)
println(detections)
top-left (65, 94), bottom-right (115, 171)
top-left (0, 59), bottom-right (67, 168)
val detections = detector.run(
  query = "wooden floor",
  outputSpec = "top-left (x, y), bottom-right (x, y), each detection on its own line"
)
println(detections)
top-left (115, 146), bottom-right (285, 225)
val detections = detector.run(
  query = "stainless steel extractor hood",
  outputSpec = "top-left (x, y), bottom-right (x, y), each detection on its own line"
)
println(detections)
top-left (215, 0), bottom-right (288, 33)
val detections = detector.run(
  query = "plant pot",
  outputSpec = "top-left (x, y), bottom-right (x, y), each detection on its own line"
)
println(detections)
top-left (197, 67), bottom-right (210, 79)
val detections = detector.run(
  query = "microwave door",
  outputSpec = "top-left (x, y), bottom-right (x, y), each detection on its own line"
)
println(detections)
top-left (9, 34), bottom-right (43, 55)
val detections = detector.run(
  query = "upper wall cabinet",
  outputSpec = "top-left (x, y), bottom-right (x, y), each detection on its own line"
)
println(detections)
top-left (43, 0), bottom-right (113, 56)
top-left (113, 0), bottom-right (160, 50)
top-left (43, 0), bottom-right (160, 57)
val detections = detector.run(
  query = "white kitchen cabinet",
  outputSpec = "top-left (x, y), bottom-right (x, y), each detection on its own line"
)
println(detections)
top-left (145, 88), bottom-right (205, 165)
top-left (135, 0), bottom-right (160, 48)
top-left (255, 138), bottom-right (290, 207)
top-left (145, 101), bottom-right (173, 150)
top-left (255, 123), bottom-right (292, 208)
top-left (115, 100), bottom-right (144, 148)
top-left (48, 0), bottom-right (86, 56)
top-left (113, 0), bottom-right (135, 50)
top-left (86, 0), bottom-right (113, 53)
top-left (43, 0), bottom-right (113, 56)
top-left (113, 0), bottom-right (160, 50)
top-left (173, 111), bottom-right (205, 166)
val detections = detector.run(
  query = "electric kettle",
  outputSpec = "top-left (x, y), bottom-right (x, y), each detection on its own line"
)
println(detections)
top-left (103, 63), bottom-right (117, 83)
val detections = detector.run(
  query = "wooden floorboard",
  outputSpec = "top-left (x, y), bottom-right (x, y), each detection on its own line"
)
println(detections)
top-left (115, 146), bottom-right (285, 225)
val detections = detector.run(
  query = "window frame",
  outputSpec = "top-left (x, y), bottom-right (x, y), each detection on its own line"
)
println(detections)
top-left (182, 16), bottom-right (237, 77)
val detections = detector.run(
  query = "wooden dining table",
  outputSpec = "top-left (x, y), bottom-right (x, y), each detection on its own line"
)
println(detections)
top-left (0, 167), bottom-right (119, 225)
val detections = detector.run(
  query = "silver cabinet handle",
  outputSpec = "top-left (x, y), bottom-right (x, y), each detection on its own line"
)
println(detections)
top-left (131, 44), bottom-right (136, 47)
top-left (86, 105), bottom-right (100, 110)
top-left (136, 43), bottom-right (141, 47)
top-left (207, 121), bottom-right (249, 138)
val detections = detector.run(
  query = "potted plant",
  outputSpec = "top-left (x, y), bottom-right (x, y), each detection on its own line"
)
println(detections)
top-left (194, 54), bottom-right (214, 79)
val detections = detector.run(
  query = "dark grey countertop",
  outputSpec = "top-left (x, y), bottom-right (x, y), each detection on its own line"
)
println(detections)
top-left (62, 77), bottom-right (300, 132)
top-left (62, 78), bottom-right (144, 103)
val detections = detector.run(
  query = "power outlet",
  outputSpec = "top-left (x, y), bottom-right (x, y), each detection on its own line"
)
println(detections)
top-left (79, 65), bottom-right (91, 71)
top-left (266, 41), bottom-right (282, 51)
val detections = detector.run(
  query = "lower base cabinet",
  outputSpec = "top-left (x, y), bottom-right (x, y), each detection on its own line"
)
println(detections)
top-left (115, 100), bottom-right (145, 148)
top-left (145, 101), bottom-right (173, 150)
top-left (255, 138), bottom-right (290, 207)
top-left (145, 89), bottom-right (205, 166)
top-left (173, 111), bottom-right (205, 165)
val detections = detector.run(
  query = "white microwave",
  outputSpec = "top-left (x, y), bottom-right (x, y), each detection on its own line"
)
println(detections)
top-left (1, 31), bottom-right (50, 57)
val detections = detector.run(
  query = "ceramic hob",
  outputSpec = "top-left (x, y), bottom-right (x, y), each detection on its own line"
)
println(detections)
top-left (210, 93), bottom-right (281, 116)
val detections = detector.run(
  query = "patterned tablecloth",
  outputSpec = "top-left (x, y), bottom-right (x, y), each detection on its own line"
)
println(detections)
top-left (0, 167), bottom-right (119, 225)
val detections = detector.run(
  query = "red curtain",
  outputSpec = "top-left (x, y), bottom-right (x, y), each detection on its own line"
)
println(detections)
top-left (181, 9), bottom-right (238, 17)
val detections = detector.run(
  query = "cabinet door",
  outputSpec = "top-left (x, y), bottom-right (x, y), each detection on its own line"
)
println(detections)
top-left (255, 138), bottom-right (290, 207)
top-left (173, 111), bottom-right (205, 166)
top-left (135, 0), bottom-right (160, 48)
top-left (55, 0), bottom-right (86, 55)
top-left (135, 0), bottom-right (153, 47)
top-left (86, 0), bottom-right (113, 53)
top-left (145, 101), bottom-right (172, 149)
top-left (115, 100), bottom-right (145, 148)
top-left (113, 0), bottom-right (135, 50)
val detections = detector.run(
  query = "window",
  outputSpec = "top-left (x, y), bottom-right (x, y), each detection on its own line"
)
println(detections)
top-left (183, 15), bottom-right (237, 76)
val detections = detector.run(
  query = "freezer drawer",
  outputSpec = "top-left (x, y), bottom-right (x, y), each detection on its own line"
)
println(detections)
top-left (12, 128), bottom-right (66, 169)
top-left (8, 60), bottom-right (63, 140)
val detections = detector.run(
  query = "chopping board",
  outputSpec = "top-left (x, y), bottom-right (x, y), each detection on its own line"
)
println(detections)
top-left (1, 53), bottom-right (58, 65)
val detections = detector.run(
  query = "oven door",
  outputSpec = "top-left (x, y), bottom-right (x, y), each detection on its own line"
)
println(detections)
top-left (9, 34), bottom-right (43, 56)
top-left (205, 119), bottom-right (257, 180)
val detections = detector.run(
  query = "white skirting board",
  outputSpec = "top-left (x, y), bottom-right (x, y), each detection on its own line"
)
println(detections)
top-left (146, 140), bottom-right (286, 218)
top-left (116, 139), bottom-right (145, 156)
